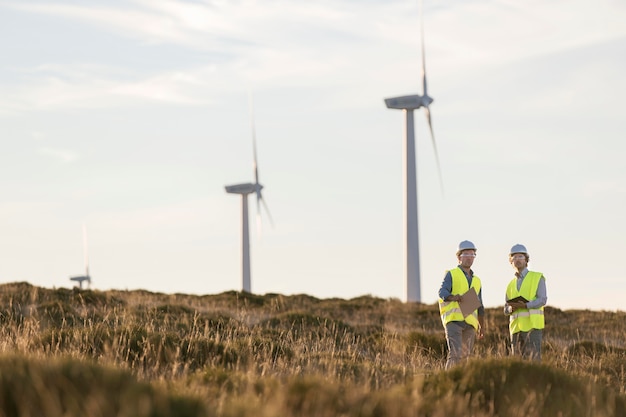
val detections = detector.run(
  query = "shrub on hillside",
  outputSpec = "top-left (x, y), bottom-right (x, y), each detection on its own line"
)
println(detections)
top-left (419, 358), bottom-right (626, 417)
top-left (0, 355), bottom-right (208, 417)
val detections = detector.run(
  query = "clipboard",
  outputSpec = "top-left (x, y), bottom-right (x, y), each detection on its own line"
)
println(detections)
top-left (507, 296), bottom-right (529, 304)
top-left (459, 287), bottom-right (482, 317)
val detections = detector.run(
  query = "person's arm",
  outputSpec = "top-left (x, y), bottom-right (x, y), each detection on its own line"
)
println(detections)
top-left (477, 287), bottom-right (485, 338)
top-left (504, 290), bottom-right (513, 315)
top-left (477, 287), bottom-right (485, 316)
top-left (438, 271), bottom-right (456, 301)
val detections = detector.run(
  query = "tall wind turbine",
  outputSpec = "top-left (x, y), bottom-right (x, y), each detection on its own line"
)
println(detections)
top-left (225, 100), bottom-right (272, 293)
top-left (384, 2), bottom-right (443, 303)
top-left (69, 223), bottom-right (91, 289)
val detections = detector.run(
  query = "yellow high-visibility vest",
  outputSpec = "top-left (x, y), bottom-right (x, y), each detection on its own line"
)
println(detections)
top-left (438, 267), bottom-right (482, 330)
top-left (506, 271), bottom-right (545, 334)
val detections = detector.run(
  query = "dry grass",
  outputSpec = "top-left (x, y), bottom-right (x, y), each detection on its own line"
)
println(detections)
top-left (0, 282), bottom-right (624, 416)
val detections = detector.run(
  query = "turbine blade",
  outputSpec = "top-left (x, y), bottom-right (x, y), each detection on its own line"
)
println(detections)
top-left (248, 92), bottom-right (273, 236)
top-left (420, 0), bottom-right (428, 97)
top-left (256, 186), bottom-right (261, 229)
top-left (259, 195), bottom-right (275, 228)
top-left (256, 193), bottom-right (276, 240)
top-left (423, 106), bottom-right (445, 197)
top-left (256, 209), bottom-right (262, 240)
top-left (250, 94), bottom-right (260, 186)
top-left (82, 223), bottom-right (90, 277)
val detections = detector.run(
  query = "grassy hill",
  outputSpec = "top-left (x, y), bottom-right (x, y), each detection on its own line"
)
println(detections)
top-left (0, 282), bottom-right (624, 416)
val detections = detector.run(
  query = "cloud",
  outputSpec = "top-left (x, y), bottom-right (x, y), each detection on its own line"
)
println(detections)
top-left (1, 0), bottom-right (624, 116)
top-left (3, 0), bottom-right (252, 49)
top-left (38, 147), bottom-right (80, 163)
top-left (581, 180), bottom-right (625, 198)
top-left (1, 62), bottom-right (215, 111)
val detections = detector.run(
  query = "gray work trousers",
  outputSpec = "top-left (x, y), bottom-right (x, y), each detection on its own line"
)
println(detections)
top-left (444, 321), bottom-right (476, 369)
top-left (511, 329), bottom-right (543, 361)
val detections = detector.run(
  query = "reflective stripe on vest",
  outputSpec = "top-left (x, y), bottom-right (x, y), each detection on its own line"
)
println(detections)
top-left (438, 268), bottom-right (482, 330)
top-left (506, 271), bottom-right (545, 334)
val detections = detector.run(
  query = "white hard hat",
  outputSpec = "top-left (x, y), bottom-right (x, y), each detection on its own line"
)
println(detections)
top-left (510, 244), bottom-right (529, 256)
top-left (456, 240), bottom-right (477, 256)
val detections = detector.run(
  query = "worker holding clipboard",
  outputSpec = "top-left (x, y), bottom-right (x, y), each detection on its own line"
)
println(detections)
top-left (438, 240), bottom-right (485, 369)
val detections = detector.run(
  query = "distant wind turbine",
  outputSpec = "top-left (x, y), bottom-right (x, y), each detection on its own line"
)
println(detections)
top-left (384, 2), bottom-right (444, 303)
top-left (225, 99), bottom-right (273, 293)
top-left (69, 223), bottom-right (91, 289)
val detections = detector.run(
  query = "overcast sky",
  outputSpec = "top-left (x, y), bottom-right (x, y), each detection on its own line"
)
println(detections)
top-left (1, 0), bottom-right (625, 311)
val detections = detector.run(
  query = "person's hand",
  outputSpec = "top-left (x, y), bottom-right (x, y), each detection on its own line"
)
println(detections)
top-left (449, 295), bottom-right (462, 302)
top-left (478, 329), bottom-right (485, 339)
top-left (507, 301), bottom-right (527, 312)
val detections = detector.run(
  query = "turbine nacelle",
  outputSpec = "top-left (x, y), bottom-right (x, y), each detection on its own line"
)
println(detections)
top-left (225, 183), bottom-right (262, 195)
top-left (385, 94), bottom-right (434, 110)
top-left (70, 275), bottom-right (91, 289)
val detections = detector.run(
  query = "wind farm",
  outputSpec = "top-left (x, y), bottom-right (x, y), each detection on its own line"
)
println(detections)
top-left (0, 1), bottom-right (624, 311)
top-left (1, 1), bottom-right (626, 415)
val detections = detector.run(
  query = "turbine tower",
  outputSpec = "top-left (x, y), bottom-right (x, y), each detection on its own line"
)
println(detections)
top-left (225, 100), bottom-right (272, 293)
top-left (69, 223), bottom-right (91, 289)
top-left (384, 3), bottom-right (443, 303)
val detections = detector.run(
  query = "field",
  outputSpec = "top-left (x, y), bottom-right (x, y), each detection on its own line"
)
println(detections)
top-left (0, 281), bottom-right (624, 417)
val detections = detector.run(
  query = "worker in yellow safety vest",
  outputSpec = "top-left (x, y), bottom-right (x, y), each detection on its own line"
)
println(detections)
top-left (438, 240), bottom-right (485, 369)
top-left (504, 243), bottom-right (548, 361)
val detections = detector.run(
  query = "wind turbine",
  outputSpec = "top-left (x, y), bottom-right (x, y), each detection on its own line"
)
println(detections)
top-left (69, 223), bottom-right (91, 289)
top-left (225, 99), bottom-right (272, 293)
top-left (384, 2), bottom-right (443, 303)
